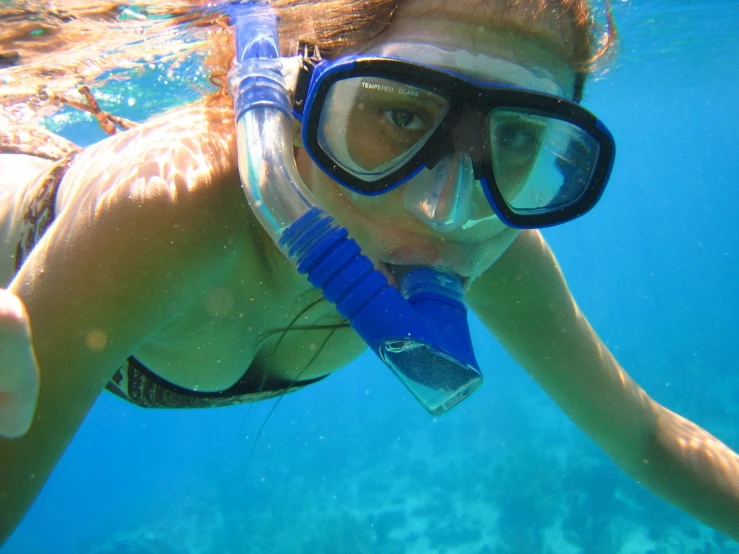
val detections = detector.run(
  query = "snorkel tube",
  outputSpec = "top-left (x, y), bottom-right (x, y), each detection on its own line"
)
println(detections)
top-left (226, 2), bottom-right (482, 415)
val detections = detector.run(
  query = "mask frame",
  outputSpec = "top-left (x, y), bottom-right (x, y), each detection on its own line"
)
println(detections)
top-left (293, 46), bottom-right (616, 229)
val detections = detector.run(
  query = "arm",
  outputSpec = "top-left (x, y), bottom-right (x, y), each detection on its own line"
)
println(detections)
top-left (0, 102), bottom-right (243, 543)
top-left (467, 229), bottom-right (739, 540)
top-left (0, 289), bottom-right (38, 439)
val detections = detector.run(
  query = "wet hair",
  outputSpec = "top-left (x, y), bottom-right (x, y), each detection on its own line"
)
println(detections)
top-left (207, 0), bottom-right (616, 102)
top-left (1, 0), bottom-right (616, 117)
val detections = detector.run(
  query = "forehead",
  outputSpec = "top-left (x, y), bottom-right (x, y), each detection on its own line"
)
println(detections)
top-left (390, 0), bottom-right (574, 45)
top-left (352, 9), bottom-right (576, 97)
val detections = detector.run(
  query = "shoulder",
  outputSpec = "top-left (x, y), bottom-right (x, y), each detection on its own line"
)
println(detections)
top-left (45, 97), bottom-right (268, 279)
top-left (57, 97), bottom-right (239, 218)
top-left (14, 95), bottom-right (268, 313)
top-left (8, 98), bottom-right (264, 380)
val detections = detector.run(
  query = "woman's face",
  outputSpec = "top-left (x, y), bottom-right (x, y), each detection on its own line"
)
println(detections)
top-left (295, 4), bottom-right (576, 287)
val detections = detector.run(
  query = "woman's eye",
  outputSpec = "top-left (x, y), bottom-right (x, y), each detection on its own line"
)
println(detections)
top-left (497, 123), bottom-right (535, 150)
top-left (494, 121), bottom-right (540, 165)
top-left (383, 108), bottom-right (426, 131)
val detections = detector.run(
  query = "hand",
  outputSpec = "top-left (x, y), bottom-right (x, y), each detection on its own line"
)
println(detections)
top-left (0, 289), bottom-right (39, 439)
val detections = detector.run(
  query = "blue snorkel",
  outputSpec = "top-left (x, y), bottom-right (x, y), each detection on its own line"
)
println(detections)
top-left (226, 2), bottom-right (482, 415)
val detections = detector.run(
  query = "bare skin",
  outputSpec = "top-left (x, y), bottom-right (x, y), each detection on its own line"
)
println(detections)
top-left (0, 289), bottom-right (38, 439)
top-left (1, 3), bottom-right (738, 545)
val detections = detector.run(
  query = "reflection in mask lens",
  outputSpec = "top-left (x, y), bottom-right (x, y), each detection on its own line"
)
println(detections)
top-left (489, 109), bottom-right (599, 214)
top-left (317, 77), bottom-right (448, 182)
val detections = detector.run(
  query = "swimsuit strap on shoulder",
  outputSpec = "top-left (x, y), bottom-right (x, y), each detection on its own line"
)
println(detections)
top-left (14, 150), bottom-right (80, 272)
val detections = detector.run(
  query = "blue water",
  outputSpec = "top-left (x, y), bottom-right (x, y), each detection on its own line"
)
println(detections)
top-left (4, 1), bottom-right (739, 552)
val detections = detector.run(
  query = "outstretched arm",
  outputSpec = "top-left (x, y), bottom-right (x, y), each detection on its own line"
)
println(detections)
top-left (0, 101), bottom-right (243, 544)
top-left (467, 229), bottom-right (739, 541)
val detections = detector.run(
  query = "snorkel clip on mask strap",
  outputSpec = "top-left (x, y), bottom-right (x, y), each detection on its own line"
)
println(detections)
top-left (227, 1), bottom-right (483, 415)
top-left (292, 41), bottom-right (322, 116)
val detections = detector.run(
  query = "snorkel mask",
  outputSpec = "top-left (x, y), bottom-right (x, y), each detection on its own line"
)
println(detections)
top-left (225, 2), bottom-right (615, 414)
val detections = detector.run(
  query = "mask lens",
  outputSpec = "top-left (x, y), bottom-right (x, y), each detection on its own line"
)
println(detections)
top-left (317, 77), bottom-right (448, 184)
top-left (488, 109), bottom-right (600, 214)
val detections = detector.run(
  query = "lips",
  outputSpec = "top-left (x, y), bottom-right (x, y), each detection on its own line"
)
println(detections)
top-left (376, 262), bottom-right (399, 288)
top-left (373, 262), bottom-right (425, 290)
top-left (377, 261), bottom-right (471, 292)
top-left (381, 263), bottom-right (418, 289)
top-left (366, 231), bottom-right (478, 289)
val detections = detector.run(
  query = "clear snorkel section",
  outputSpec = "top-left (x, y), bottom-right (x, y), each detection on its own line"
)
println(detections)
top-left (226, 3), bottom-right (482, 415)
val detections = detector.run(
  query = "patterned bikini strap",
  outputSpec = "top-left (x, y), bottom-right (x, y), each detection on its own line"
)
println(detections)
top-left (14, 151), bottom-right (80, 273)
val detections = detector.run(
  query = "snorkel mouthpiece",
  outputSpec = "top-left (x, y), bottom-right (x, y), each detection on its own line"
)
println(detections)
top-left (281, 210), bottom-right (482, 415)
top-left (227, 2), bottom-right (482, 414)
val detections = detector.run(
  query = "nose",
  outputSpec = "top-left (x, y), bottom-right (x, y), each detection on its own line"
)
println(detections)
top-left (403, 151), bottom-right (476, 233)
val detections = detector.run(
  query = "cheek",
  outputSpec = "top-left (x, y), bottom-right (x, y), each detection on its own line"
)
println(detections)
top-left (295, 147), bottom-right (316, 187)
top-left (295, 148), bottom-right (340, 208)
top-left (296, 148), bottom-right (401, 218)
top-left (295, 148), bottom-right (367, 223)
